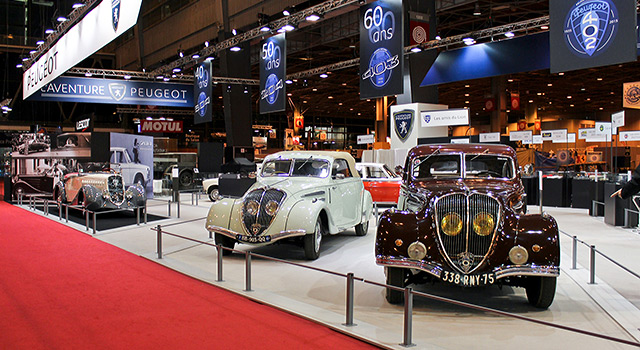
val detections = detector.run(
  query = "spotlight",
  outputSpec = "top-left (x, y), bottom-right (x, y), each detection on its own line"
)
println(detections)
top-left (280, 24), bottom-right (295, 32)
top-left (204, 41), bottom-right (209, 47)
top-left (244, 86), bottom-right (248, 94)
top-left (22, 57), bottom-right (29, 61)
top-left (232, 29), bottom-right (237, 35)
top-left (285, 79), bottom-right (293, 84)
top-left (36, 40), bottom-right (44, 45)
top-left (163, 77), bottom-right (170, 82)
top-left (283, 7), bottom-right (291, 16)
top-left (226, 85), bottom-right (232, 93)
top-left (57, 16), bottom-right (67, 22)
top-left (29, 50), bottom-right (36, 54)
top-left (45, 28), bottom-right (54, 34)
top-left (192, 54), bottom-right (200, 59)
top-left (435, 35), bottom-right (442, 40)
top-left (172, 68), bottom-right (181, 73)
top-left (85, 72), bottom-right (92, 77)
top-left (16, 63), bottom-right (23, 68)
top-left (410, 46), bottom-right (422, 53)
top-left (156, 75), bottom-right (164, 80)
top-left (205, 56), bottom-right (215, 61)
top-left (504, 32), bottom-right (515, 38)
top-left (260, 25), bottom-right (271, 32)
top-left (473, 2), bottom-right (481, 16)
top-left (72, 3), bottom-right (84, 8)
top-left (229, 46), bottom-right (241, 52)
top-left (319, 73), bottom-right (328, 78)
top-left (123, 75), bottom-right (131, 80)
top-left (463, 37), bottom-right (476, 45)
top-left (305, 13), bottom-right (322, 22)
top-left (179, 51), bottom-right (184, 58)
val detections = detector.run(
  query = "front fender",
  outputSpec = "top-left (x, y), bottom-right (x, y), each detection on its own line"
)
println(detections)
top-left (285, 199), bottom-right (326, 234)
top-left (126, 184), bottom-right (146, 206)
top-left (206, 198), bottom-right (238, 231)
top-left (81, 185), bottom-right (103, 210)
top-left (515, 213), bottom-right (560, 267)
top-left (361, 189), bottom-right (373, 223)
top-left (375, 209), bottom-right (425, 259)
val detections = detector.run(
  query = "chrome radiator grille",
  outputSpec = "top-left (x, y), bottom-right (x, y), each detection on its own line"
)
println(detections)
top-left (434, 193), bottom-right (500, 274)
top-left (108, 175), bottom-right (124, 204)
top-left (242, 188), bottom-right (286, 236)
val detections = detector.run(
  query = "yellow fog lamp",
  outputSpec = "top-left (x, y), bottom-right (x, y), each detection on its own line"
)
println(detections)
top-left (473, 212), bottom-right (495, 236)
top-left (441, 213), bottom-right (462, 236)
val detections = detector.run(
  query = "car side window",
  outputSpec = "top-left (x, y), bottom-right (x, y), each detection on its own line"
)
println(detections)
top-left (369, 167), bottom-right (387, 179)
top-left (332, 159), bottom-right (351, 178)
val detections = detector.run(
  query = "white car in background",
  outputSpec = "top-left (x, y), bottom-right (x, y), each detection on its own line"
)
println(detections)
top-left (206, 151), bottom-right (373, 260)
top-left (202, 177), bottom-right (221, 202)
top-left (110, 147), bottom-right (151, 187)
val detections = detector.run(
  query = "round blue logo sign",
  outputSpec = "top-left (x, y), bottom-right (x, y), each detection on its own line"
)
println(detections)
top-left (197, 92), bottom-right (207, 117)
top-left (563, 0), bottom-right (619, 57)
top-left (368, 48), bottom-right (393, 88)
top-left (265, 74), bottom-right (279, 105)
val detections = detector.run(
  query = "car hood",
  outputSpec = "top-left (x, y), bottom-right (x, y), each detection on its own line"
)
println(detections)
top-left (411, 178), bottom-right (521, 200)
top-left (251, 177), bottom-right (328, 198)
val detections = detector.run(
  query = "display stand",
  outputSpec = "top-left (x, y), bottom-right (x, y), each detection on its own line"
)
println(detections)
top-left (604, 182), bottom-right (625, 226)
top-left (572, 178), bottom-right (595, 209)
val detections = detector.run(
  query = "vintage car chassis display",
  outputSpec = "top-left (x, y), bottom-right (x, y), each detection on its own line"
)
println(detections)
top-left (53, 172), bottom-right (146, 211)
top-left (376, 144), bottom-right (560, 309)
top-left (206, 151), bottom-right (373, 260)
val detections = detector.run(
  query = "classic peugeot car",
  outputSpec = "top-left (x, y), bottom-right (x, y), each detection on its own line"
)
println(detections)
top-left (355, 162), bottom-right (402, 204)
top-left (110, 147), bottom-right (151, 187)
top-left (206, 151), bottom-right (373, 260)
top-left (376, 144), bottom-right (559, 309)
top-left (53, 172), bottom-right (146, 211)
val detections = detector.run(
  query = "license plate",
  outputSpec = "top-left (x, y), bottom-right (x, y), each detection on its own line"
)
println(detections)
top-left (441, 270), bottom-right (495, 286)
top-left (236, 234), bottom-right (271, 243)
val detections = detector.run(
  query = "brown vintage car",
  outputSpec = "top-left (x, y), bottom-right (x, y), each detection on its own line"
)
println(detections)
top-left (376, 144), bottom-right (560, 308)
top-left (53, 172), bottom-right (146, 211)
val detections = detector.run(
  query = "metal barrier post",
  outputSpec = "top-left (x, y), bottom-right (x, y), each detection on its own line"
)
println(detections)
top-left (625, 209), bottom-right (629, 227)
top-left (191, 192), bottom-right (194, 205)
top-left (589, 245), bottom-right (596, 284)
top-left (344, 272), bottom-right (355, 326)
top-left (44, 199), bottom-right (48, 215)
top-left (217, 245), bottom-right (224, 282)
top-left (196, 191), bottom-right (198, 206)
top-left (85, 210), bottom-right (89, 231)
top-left (374, 203), bottom-right (379, 223)
top-left (572, 236), bottom-right (577, 270)
top-left (58, 202), bottom-right (62, 220)
top-left (136, 207), bottom-right (140, 225)
top-left (177, 199), bottom-right (180, 218)
top-left (144, 204), bottom-right (148, 224)
top-left (538, 171), bottom-right (543, 214)
top-left (65, 205), bottom-right (69, 223)
top-left (92, 212), bottom-right (97, 234)
top-left (402, 287), bottom-right (414, 347)
top-left (245, 252), bottom-right (252, 292)
top-left (156, 225), bottom-right (163, 259)
top-left (168, 200), bottom-right (171, 217)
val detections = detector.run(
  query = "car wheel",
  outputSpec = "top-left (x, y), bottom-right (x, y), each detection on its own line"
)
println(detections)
top-left (355, 218), bottom-right (369, 236)
top-left (208, 186), bottom-right (221, 202)
top-left (304, 218), bottom-right (323, 260)
top-left (386, 267), bottom-right (408, 304)
top-left (133, 173), bottom-right (145, 187)
top-left (215, 233), bottom-right (235, 256)
top-left (13, 184), bottom-right (26, 201)
top-left (525, 276), bottom-right (556, 309)
top-left (179, 169), bottom-right (194, 189)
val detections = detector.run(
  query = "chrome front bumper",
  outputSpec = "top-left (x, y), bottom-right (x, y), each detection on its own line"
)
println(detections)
top-left (206, 224), bottom-right (307, 244)
top-left (376, 255), bottom-right (560, 280)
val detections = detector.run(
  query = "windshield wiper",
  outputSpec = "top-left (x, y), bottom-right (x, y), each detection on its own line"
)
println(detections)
top-left (294, 156), bottom-right (313, 173)
top-left (469, 148), bottom-right (489, 162)
top-left (415, 148), bottom-right (441, 168)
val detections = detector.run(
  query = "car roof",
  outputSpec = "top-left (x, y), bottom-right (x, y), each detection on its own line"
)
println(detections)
top-left (264, 151), bottom-right (359, 178)
top-left (408, 143), bottom-right (516, 158)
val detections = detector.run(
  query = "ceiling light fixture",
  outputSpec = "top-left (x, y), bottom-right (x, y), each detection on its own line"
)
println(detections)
top-left (57, 16), bottom-right (67, 22)
top-left (280, 24), bottom-right (295, 32)
top-left (229, 46), bottom-right (241, 52)
top-left (540, 25), bottom-right (549, 30)
top-left (45, 29), bottom-right (54, 34)
top-left (123, 75), bottom-right (131, 80)
top-left (72, 3), bottom-right (84, 9)
top-left (285, 79), bottom-right (293, 84)
top-left (16, 63), bottom-right (23, 68)
top-left (504, 32), bottom-right (514, 38)
top-left (192, 54), bottom-right (200, 59)
top-left (305, 13), bottom-right (322, 22)
top-left (463, 37), bottom-right (476, 45)
top-left (283, 7), bottom-right (291, 16)
top-left (319, 73), bottom-right (328, 78)
top-left (232, 29), bottom-right (237, 35)
top-left (173, 68), bottom-right (181, 73)
top-left (435, 35), bottom-right (442, 40)
top-left (410, 46), bottom-right (422, 53)
top-left (36, 40), bottom-right (44, 45)
top-left (85, 72), bottom-right (92, 77)
top-left (204, 41), bottom-right (209, 47)
top-left (260, 25), bottom-right (271, 32)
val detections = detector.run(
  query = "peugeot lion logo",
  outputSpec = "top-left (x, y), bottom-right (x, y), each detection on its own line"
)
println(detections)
top-left (393, 110), bottom-right (414, 141)
top-left (563, 0), bottom-right (619, 57)
top-left (108, 83), bottom-right (126, 101)
top-left (111, 0), bottom-right (121, 31)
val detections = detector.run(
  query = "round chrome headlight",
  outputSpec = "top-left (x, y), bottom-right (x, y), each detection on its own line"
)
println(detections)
top-left (245, 200), bottom-right (259, 216)
top-left (509, 245), bottom-right (529, 265)
top-left (407, 241), bottom-right (427, 260)
top-left (473, 212), bottom-right (495, 236)
top-left (264, 200), bottom-right (279, 216)
top-left (441, 213), bottom-right (462, 236)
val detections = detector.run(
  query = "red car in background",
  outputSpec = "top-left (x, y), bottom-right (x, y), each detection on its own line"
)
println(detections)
top-left (356, 163), bottom-right (401, 205)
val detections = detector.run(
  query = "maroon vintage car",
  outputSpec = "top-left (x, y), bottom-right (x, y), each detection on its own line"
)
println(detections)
top-left (376, 144), bottom-right (559, 308)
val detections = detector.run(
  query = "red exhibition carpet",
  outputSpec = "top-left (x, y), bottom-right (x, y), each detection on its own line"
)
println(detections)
top-left (0, 202), bottom-right (376, 349)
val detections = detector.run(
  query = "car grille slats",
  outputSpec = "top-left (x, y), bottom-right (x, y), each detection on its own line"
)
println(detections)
top-left (435, 193), bottom-right (500, 274)
top-left (108, 175), bottom-right (124, 204)
top-left (242, 189), bottom-right (286, 236)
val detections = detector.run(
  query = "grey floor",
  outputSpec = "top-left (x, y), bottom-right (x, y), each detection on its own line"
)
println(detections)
top-left (26, 196), bottom-right (640, 349)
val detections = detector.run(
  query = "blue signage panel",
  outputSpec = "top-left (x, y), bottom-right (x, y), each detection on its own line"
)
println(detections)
top-left (260, 33), bottom-right (286, 114)
top-left (194, 60), bottom-right (212, 124)
top-left (28, 76), bottom-right (193, 107)
top-left (359, 0), bottom-right (404, 100)
top-left (420, 33), bottom-right (550, 87)
top-left (550, 0), bottom-right (637, 73)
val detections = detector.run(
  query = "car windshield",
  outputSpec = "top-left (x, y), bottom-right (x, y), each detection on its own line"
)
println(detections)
top-left (261, 158), bottom-right (330, 177)
top-left (412, 155), bottom-right (461, 179)
top-left (465, 154), bottom-right (514, 179)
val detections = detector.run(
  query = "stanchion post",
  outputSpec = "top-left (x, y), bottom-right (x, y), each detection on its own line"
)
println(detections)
top-left (402, 287), bottom-right (414, 347)
top-left (156, 225), bottom-right (163, 259)
top-left (85, 210), bottom-right (89, 231)
top-left (344, 272), bottom-right (355, 326)
top-left (572, 236), bottom-right (577, 270)
top-left (177, 199), bottom-right (180, 218)
top-left (589, 245), bottom-right (596, 284)
top-left (65, 205), bottom-right (69, 223)
top-left (92, 212), bottom-right (97, 234)
top-left (245, 252), bottom-right (252, 292)
top-left (168, 200), bottom-right (171, 217)
top-left (217, 245), bottom-right (224, 282)
top-left (538, 170), bottom-right (543, 214)
top-left (144, 204), bottom-right (148, 224)
top-left (374, 203), bottom-right (379, 223)
top-left (44, 199), bottom-right (48, 215)
top-left (136, 207), bottom-right (140, 225)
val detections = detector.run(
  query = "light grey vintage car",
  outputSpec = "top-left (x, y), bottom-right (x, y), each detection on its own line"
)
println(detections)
top-left (53, 172), bottom-right (146, 211)
top-left (206, 151), bottom-right (373, 260)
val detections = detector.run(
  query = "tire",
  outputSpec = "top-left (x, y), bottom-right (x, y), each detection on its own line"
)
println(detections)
top-left (179, 169), bottom-right (194, 189)
top-left (386, 267), bottom-right (408, 304)
top-left (355, 218), bottom-right (369, 236)
top-left (525, 276), bottom-right (556, 309)
top-left (208, 186), bottom-right (221, 202)
top-left (304, 218), bottom-right (323, 260)
top-left (133, 173), bottom-right (145, 187)
top-left (215, 233), bottom-right (235, 256)
top-left (13, 184), bottom-right (26, 202)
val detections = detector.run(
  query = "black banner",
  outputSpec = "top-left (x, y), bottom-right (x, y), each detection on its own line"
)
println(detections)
top-left (194, 60), bottom-right (212, 124)
top-left (550, 0), bottom-right (637, 73)
top-left (359, 0), bottom-right (404, 100)
top-left (260, 33), bottom-right (286, 114)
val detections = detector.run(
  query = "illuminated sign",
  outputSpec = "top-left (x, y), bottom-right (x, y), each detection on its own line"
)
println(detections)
top-left (420, 109), bottom-right (469, 128)
top-left (194, 60), bottom-right (212, 124)
top-left (140, 120), bottom-right (184, 133)
top-left (563, 0), bottom-right (619, 57)
top-left (359, 0), bottom-right (404, 99)
top-left (260, 33), bottom-right (286, 114)
top-left (393, 110), bottom-right (414, 141)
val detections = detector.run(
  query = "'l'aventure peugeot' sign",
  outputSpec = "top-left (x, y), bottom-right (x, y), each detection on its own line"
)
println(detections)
top-left (23, 0), bottom-right (143, 99)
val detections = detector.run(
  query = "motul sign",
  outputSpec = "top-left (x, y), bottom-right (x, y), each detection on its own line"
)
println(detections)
top-left (140, 120), bottom-right (183, 133)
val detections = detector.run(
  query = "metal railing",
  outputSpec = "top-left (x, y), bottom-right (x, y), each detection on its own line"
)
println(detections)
top-left (151, 225), bottom-right (640, 348)
top-left (592, 200), bottom-right (605, 217)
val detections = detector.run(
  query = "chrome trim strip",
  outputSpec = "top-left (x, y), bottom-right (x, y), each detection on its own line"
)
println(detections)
top-left (376, 255), bottom-right (559, 279)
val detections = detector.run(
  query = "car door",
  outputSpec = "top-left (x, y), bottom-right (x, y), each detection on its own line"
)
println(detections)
top-left (328, 159), bottom-right (361, 229)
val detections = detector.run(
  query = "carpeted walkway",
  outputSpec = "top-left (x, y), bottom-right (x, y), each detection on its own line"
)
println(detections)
top-left (0, 202), bottom-right (376, 349)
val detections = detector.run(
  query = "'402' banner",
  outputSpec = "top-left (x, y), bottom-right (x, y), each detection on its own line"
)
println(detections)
top-left (260, 33), bottom-right (286, 114)
top-left (359, 0), bottom-right (404, 100)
